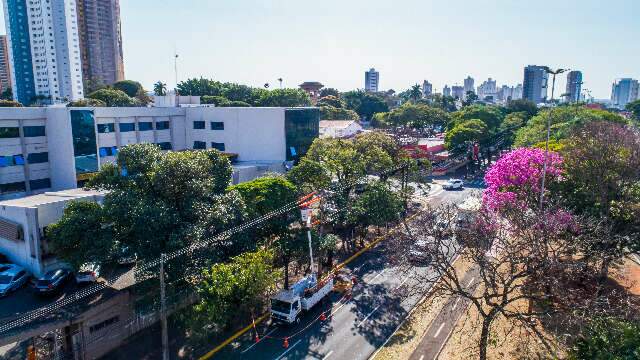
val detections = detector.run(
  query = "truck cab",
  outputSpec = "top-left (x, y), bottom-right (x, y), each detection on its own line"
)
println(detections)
top-left (270, 273), bottom-right (333, 325)
top-left (270, 292), bottom-right (302, 324)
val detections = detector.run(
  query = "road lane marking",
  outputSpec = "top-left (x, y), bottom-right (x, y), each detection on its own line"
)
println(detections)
top-left (433, 322), bottom-right (446, 338)
top-left (368, 269), bottom-right (386, 282)
top-left (419, 355), bottom-right (425, 360)
top-left (356, 304), bottom-right (382, 328)
top-left (273, 339), bottom-right (301, 360)
top-left (451, 297), bottom-right (461, 311)
top-left (322, 350), bottom-right (334, 360)
top-left (467, 277), bottom-right (475, 287)
top-left (241, 327), bottom-right (277, 354)
top-left (330, 299), bottom-right (348, 316)
top-left (394, 277), bottom-right (410, 290)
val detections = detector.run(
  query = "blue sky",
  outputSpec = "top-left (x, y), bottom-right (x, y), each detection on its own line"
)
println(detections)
top-left (1, 0), bottom-right (638, 98)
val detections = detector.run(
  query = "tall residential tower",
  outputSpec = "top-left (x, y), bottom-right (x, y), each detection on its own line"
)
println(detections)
top-left (522, 65), bottom-right (549, 104)
top-left (365, 68), bottom-right (379, 92)
top-left (611, 78), bottom-right (639, 109)
top-left (0, 35), bottom-right (11, 93)
top-left (565, 70), bottom-right (582, 103)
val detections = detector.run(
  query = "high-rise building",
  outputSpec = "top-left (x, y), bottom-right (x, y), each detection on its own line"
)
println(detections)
top-left (422, 80), bottom-right (432, 97)
top-left (522, 65), bottom-right (549, 104)
top-left (365, 68), bottom-right (379, 92)
top-left (513, 84), bottom-right (523, 100)
top-left (0, 35), bottom-right (11, 93)
top-left (76, 0), bottom-right (125, 89)
top-left (477, 78), bottom-right (497, 101)
top-left (3, 0), bottom-right (85, 104)
top-left (611, 78), bottom-right (639, 109)
top-left (565, 71), bottom-right (582, 103)
top-left (463, 76), bottom-right (475, 97)
top-left (451, 85), bottom-right (464, 99)
top-left (443, 85), bottom-right (451, 97)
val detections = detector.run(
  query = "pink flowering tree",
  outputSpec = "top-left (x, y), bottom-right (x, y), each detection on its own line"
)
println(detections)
top-left (483, 147), bottom-right (563, 211)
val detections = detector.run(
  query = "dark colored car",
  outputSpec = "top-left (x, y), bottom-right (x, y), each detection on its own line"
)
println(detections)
top-left (35, 269), bottom-right (72, 295)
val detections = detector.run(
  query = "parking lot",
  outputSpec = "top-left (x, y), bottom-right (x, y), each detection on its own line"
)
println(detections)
top-left (0, 277), bottom-right (79, 322)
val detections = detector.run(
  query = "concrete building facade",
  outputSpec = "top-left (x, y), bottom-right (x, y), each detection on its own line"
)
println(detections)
top-left (565, 70), bottom-right (582, 103)
top-left (611, 78), bottom-right (639, 109)
top-left (365, 68), bottom-right (379, 92)
top-left (451, 85), bottom-right (464, 100)
top-left (0, 106), bottom-right (319, 200)
top-left (463, 76), bottom-right (475, 97)
top-left (477, 78), bottom-right (497, 101)
top-left (422, 80), bottom-right (432, 97)
top-left (523, 65), bottom-right (549, 104)
top-left (0, 35), bottom-right (11, 94)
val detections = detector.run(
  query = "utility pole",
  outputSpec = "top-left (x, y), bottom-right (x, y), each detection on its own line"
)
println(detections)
top-left (306, 214), bottom-right (314, 274)
top-left (160, 253), bottom-right (169, 360)
top-left (539, 67), bottom-right (568, 210)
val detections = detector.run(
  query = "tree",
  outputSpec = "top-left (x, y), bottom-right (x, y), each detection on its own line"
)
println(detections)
top-left (66, 98), bottom-right (106, 107)
top-left (506, 99), bottom-right (538, 119)
top-left (320, 106), bottom-right (359, 120)
top-left (286, 158), bottom-right (332, 194)
top-left (569, 317), bottom-right (640, 360)
top-left (499, 112), bottom-right (529, 147)
top-left (385, 103), bottom-right (450, 134)
top-left (342, 90), bottom-right (389, 120)
top-left (626, 99), bottom-right (640, 120)
top-left (201, 95), bottom-right (231, 106)
top-left (0, 87), bottom-right (12, 100)
top-left (113, 80), bottom-right (144, 98)
top-left (257, 88), bottom-right (311, 107)
top-left (445, 119), bottom-right (488, 150)
top-left (449, 104), bottom-right (505, 132)
top-left (221, 83), bottom-right (257, 104)
top-left (153, 81), bottom-right (167, 96)
top-left (352, 181), bottom-right (403, 229)
top-left (514, 106), bottom-right (627, 147)
top-left (426, 93), bottom-right (458, 112)
top-left (0, 99), bottom-right (22, 107)
top-left (316, 95), bottom-right (344, 108)
top-left (319, 88), bottom-right (339, 98)
top-left (47, 201), bottom-right (112, 269)
top-left (409, 84), bottom-right (422, 102)
top-left (221, 100), bottom-right (251, 107)
top-left (84, 78), bottom-right (107, 93)
top-left (462, 91), bottom-right (478, 106)
top-left (88, 88), bottom-right (139, 107)
top-left (177, 78), bottom-right (224, 96)
top-left (194, 249), bottom-right (280, 328)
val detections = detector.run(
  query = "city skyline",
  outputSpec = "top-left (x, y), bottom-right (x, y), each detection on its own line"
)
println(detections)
top-left (0, 0), bottom-right (638, 99)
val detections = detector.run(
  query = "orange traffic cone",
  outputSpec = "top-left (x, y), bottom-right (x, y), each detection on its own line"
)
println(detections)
top-left (255, 334), bottom-right (260, 343)
top-left (351, 276), bottom-right (358, 285)
top-left (320, 311), bottom-right (326, 321)
top-left (283, 337), bottom-right (289, 348)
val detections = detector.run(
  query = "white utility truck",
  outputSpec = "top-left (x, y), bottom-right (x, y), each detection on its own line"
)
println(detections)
top-left (270, 273), bottom-right (333, 325)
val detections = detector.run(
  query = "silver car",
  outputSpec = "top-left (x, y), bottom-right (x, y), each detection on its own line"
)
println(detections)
top-left (0, 265), bottom-right (30, 297)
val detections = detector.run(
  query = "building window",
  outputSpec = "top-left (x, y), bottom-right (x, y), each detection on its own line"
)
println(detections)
top-left (193, 141), bottom-right (206, 150)
top-left (193, 121), bottom-right (205, 130)
top-left (0, 155), bottom-right (20, 167)
top-left (210, 122), bottom-right (224, 130)
top-left (157, 142), bottom-right (172, 150)
top-left (27, 152), bottom-right (48, 164)
top-left (99, 147), bottom-right (118, 157)
top-left (89, 316), bottom-right (120, 333)
top-left (0, 127), bottom-right (20, 139)
top-left (138, 122), bottom-right (153, 131)
top-left (70, 110), bottom-right (98, 174)
top-left (155, 121), bottom-right (170, 130)
top-left (0, 181), bottom-right (26, 194)
top-left (23, 126), bottom-right (46, 137)
top-left (119, 123), bottom-right (135, 132)
top-left (97, 123), bottom-right (115, 133)
top-left (29, 178), bottom-right (51, 190)
top-left (211, 142), bottom-right (225, 151)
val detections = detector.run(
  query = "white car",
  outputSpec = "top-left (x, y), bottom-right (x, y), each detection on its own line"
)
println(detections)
top-left (409, 238), bottom-right (433, 264)
top-left (75, 263), bottom-right (100, 284)
top-left (443, 179), bottom-right (464, 190)
top-left (0, 265), bottom-right (30, 297)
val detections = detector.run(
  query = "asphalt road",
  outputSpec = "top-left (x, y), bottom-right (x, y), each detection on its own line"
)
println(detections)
top-left (212, 182), bottom-right (480, 360)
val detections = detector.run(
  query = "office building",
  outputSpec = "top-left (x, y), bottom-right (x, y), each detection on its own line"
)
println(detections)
top-left (2, 0), bottom-right (85, 105)
top-left (463, 76), bottom-right (475, 98)
top-left (0, 35), bottom-right (11, 93)
top-left (451, 85), bottom-right (464, 99)
top-left (523, 65), bottom-right (549, 104)
top-left (365, 68), bottom-right (379, 92)
top-left (611, 78), bottom-right (639, 109)
top-left (565, 71), bottom-right (582, 103)
top-left (477, 78), bottom-right (497, 101)
top-left (422, 80), bottom-right (432, 97)
top-left (0, 106), bottom-right (320, 200)
top-left (443, 85), bottom-right (451, 97)
top-left (496, 84), bottom-right (523, 102)
top-left (76, 0), bottom-right (125, 88)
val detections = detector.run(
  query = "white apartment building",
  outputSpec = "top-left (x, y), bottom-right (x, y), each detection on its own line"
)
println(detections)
top-left (319, 120), bottom-right (363, 138)
top-left (3, 0), bottom-right (84, 104)
top-left (477, 78), bottom-right (497, 101)
top-left (365, 68), bottom-right (379, 92)
top-left (0, 106), bottom-right (320, 200)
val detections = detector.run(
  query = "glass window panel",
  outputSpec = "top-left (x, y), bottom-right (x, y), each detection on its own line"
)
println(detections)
top-left (29, 178), bottom-right (51, 190)
top-left (119, 123), bottom-right (135, 132)
top-left (193, 141), bottom-right (206, 149)
top-left (211, 142), bottom-right (225, 151)
top-left (138, 122), bottom-right (153, 131)
top-left (0, 127), bottom-right (19, 139)
top-left (27, 152), bottom-right (48, 164)
top-left (97, 123), bottom-right (115, 133)
top-left (23, 126), bottom-right (45, 137)
top-left (155, 121), bottom-right (170, 130)
top-left (70, 110), bottom-right (98, 174)
top-left (210, 122), bottom-right (224, 130)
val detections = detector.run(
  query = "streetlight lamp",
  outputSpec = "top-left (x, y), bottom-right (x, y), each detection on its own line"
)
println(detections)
top-left (538, 67), bottom-right (569, 210)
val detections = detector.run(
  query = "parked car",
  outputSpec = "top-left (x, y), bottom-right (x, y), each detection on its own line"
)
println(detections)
top-left (75, 263), bottom-right (100, 284)
top-left (0, 265), bottom-right (30, 297)
top-left (443, 179), bottom-right (464, 190)
top-left (409, 238), bottom-right (433, 264)
top-left (35, 269), bottom-right (73, 295)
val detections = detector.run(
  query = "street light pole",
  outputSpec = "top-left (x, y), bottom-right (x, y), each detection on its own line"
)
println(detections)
top-left (539, 67), bottom-right (568, 210)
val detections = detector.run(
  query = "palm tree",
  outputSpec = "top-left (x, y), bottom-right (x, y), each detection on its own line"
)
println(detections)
top-left (153, 81), bottom-right (167, 96)
top-left (409, 84), bottom-right (422, 102)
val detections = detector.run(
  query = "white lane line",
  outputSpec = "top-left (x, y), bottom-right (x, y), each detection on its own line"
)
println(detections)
top-left (242, 327), bottom-right (277, 353)
top-left (273, 339), bottom-right (302, 360)
top-left (451, 297), bottom-right (461, 311)
top-left (330, 300), bottom-right (348, 316)
top-left (433, 322), bottom-right (446, 338)
top-left (419, 355), bottom-right (425, 360)
top-left (368, 269), bottom-right (386, 283)
top-left (394, 277), bottom-right (410, 290)
top-left (322, 350), bottom-right (334, 360)
top-left (356, 304), bottom-right (382, 328)
top-left (467, 277), bottom-right (475, 287)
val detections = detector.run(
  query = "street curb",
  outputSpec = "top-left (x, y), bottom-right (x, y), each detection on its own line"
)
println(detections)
top-left (368, 254), bottom-right (462, 360)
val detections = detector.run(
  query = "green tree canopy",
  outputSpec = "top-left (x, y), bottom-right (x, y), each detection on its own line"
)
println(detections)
top-left (286, 158), bottom-right (332, 194)
top-left (449, 104), bottom-right (505, 132)
top-left (201, 95), bottom-right (231, 106)
top-left (316, 95), bottom-right (345, 108)
top-left (67, 98), bottom-right (106, 107)
top-left (177, 78), bottom-right (224, 96)
top-left (445, 119), bottom-right (488, 150)
top-left (257, 88), bottom-right (312, 107)
top-left (352, 182), bottom-right (404, 228)
top-left (0, 99), bottom-right (23, 107)
top-left (385, 103), bottom-right (450, 133)
top-left (505, 99), bottom-right (538, 119)
top-left (569, 317), bottom-right (640, 360)
top-left (320, 106), bottom-right (359, 120)
top-left (626, 99), bottom-right (640, 120)
top-left (113, 80), bottom-right (144, 98)
top-left (88, 88), bottom-right (139, 107)
top-left (342, 90), bottom-right (389, 121)
top-left (153, 81), bottom-right (167, 96)
top-left (319, 88), bottom-right (340, 98)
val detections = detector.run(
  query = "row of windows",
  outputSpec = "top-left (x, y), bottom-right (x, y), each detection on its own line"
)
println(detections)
top-left (0, 152), bottom-right (48, 167)
top-left (89, 316), bottom-right (119, 334)
top-left (193, 142), bottom-right (225, 151)
top-left (0, 178), bottom-right (51, 194)
top-left (98, 142), bottom-right (172, 157)
top-left (194, 121), bottom-right (224, 130)
top-left (97, 121), bottom-right (170, 134)
top-left (0, 126), bottom-right (46, 139)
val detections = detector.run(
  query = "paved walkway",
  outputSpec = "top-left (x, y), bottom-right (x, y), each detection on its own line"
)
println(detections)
top-left (408, 266), bottom-right (480, 360)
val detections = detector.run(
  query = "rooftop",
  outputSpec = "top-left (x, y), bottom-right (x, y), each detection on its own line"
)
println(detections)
top-left (0, 188), bottom-right (105, 208)
top-left (319, 120), bottom-right (358, 128)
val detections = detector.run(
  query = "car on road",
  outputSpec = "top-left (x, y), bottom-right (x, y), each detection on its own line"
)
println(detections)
top-left (75, 263), bottom-right (100, 284)
top-left (0, 265), bottom-right (30, 297)
top-left (409, 238), bottom-right (433, 264)
top-left (442, 179), bottom-right (464, 190)
top-left (35, 269), bottom-right (73, 295)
